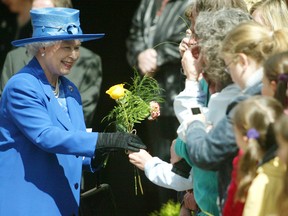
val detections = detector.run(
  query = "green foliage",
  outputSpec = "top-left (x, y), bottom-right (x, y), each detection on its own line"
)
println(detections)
top-left (104, 69), bottom-right (164, 133)
top-left (149, 200), bottom-right (181, 216)
top-left (128, 68), bottom-right (164, 104)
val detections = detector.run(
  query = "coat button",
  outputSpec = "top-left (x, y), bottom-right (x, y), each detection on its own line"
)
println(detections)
top-left (74, 183), bottom-right (79, 190)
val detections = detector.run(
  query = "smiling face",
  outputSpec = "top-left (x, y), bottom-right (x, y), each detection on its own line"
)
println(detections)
top-left (39, 40), bottom-right (81, 84)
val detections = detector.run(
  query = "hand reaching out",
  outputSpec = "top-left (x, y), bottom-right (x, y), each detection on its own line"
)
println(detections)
top-left (128, 149), bottom-right (153, 171)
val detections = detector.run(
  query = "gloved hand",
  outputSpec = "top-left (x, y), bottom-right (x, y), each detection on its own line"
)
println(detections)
top-left (92, 132), bottom-right (146, 170)
top-left (96, 132), bottom-right (146, 153)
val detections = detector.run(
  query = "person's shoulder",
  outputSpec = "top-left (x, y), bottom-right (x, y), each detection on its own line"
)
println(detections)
top-left (6, 47), bottom-right (28, 59)
top-left (5, 69), bottom-right (38, 90)
top-left (8, 47), bottom-right (26, 54)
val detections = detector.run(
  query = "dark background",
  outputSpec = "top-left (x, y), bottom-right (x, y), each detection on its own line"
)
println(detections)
top-left (0, 1), bottom-right (178, 215)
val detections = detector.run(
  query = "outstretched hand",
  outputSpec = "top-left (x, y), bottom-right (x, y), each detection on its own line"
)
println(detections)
top-left (96, 132), bottom-right (147, 153)
top-left (128, 149), bottom-right (153, 171)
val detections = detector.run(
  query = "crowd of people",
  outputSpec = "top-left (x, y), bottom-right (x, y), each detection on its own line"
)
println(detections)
top-left (2, 0), bottom-right (288, 216)
top-left (129, 0), bottom-right (288, 216)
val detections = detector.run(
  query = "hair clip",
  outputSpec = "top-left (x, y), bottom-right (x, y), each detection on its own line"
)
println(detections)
top-left (278, 74), bottom-right (288, 82)
top-left (246, 128), bottom-right (260, 139)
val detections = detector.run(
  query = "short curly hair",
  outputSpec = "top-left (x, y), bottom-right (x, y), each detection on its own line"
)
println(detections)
top-left (185, 0), bottom-right (248, 19)
top-left (194, 8), bottom-right (251, 91)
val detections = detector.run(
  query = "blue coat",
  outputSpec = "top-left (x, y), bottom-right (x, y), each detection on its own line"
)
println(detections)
top-left (0, 58), bottom-right (98, 215)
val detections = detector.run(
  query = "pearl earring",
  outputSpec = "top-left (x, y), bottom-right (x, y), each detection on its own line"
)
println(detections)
top-left (41, 53), bottom-right (45, 57)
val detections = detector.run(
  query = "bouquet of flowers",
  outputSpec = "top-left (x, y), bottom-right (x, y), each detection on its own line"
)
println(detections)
top-left (104, 70), bottom-right (164, 195)
top-left (105, 70), bottom-right (164, 133)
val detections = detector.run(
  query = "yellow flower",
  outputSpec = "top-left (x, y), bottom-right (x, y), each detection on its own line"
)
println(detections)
top-left (106, 84), bottom-right (126, 100)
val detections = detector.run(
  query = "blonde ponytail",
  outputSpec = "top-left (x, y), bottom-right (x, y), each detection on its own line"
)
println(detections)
top-left (221, 21), bottom-right (288, 63)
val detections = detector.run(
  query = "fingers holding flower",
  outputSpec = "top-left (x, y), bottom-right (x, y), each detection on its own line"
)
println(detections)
top-left (128, 149), bottom-right (153, 171)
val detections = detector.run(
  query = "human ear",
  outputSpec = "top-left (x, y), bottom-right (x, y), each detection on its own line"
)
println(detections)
top-left (270, 80), bottom-right (277, 93)
top-left (237, 53), bottom-right (249, 72)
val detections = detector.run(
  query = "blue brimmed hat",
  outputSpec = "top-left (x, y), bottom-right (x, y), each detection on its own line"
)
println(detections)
top-left (11, 7), bottom-right (105, 47)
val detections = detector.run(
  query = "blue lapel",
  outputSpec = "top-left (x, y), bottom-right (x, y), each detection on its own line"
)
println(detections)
top-left (60, 78), bottom-right (84, 130)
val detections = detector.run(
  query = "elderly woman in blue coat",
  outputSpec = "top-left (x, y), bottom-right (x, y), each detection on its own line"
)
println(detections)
top-left (0, 7), bottom-right (145, 216)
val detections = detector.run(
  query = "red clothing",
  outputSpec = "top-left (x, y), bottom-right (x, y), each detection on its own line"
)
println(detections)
top-left (223, 150), bottom-right (245, 216)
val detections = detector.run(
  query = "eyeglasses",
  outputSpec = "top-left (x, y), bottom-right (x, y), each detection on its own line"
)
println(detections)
top-left (224, 59), bottom-right (235, 74)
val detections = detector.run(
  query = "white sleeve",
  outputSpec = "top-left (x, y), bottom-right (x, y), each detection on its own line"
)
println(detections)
top-left (144, 157), bottom-right (193, 191)
top-left (173, 79), bottom-right (207, 142)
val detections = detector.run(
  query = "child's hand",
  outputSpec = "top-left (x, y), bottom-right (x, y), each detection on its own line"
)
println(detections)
top-left (128, 149), bottom-right (153, 171)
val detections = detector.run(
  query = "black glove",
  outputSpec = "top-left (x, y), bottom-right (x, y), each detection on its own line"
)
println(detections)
top-left (96, 132), bottom-right (146, 153)
top-left (171, 159), bottom-right (192, 179)
top-left (92, 132), bottom-right (146, 170)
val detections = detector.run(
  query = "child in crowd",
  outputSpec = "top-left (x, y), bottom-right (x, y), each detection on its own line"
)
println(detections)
top-left (175, 20), bottom-right (288, 213)
top-left (174, 8), bottom-right (251, 216)
top-left (130, 7), bottom-right (251, 216)
top-left (232, 96), bottom-right (285, 216)
top-left (274, 114), bottom-right (288, 216)
top-left (262, 51), bottom-right (288, 112)
top-left (223, 43), bottom-right (288, 216)
top-left (250, 0), bottom-right (288, 30)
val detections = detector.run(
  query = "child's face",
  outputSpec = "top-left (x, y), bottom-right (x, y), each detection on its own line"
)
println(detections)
top-left (277, 135), bottom-right (288, 163)
top-left (234, 125), bottom-right (248, 151)
top-left (223, 56), bottom-right (244, 89)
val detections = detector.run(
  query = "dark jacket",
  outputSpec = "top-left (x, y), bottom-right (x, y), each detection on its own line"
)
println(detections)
top-left (185, 82), bottom-right (262, 210)
top-left (126, 0), bottom-right (191, 116)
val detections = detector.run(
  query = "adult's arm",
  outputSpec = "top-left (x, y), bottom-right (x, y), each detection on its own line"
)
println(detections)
top-left (185, 114), bottom-right (238, 171)
top-left (144, 157), bottom-right (192, 191)
top-left (4, 74), bottom-right (97, 157)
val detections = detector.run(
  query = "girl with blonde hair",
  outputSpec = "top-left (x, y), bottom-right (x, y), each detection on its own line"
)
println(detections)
top-left (233, 96), bottom-right (285, 216)
top-left (250, 0), bottom-right (288, 30)
top-left (175, 20), bottom-right (288, 214)
top-left (221, 21), bottom-right (288, 216)
top-left (221, 21), bottom-right (288, 90)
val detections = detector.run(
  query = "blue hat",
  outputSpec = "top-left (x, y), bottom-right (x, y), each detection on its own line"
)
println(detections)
top-left (12, 7), bottom-right (105, 47)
